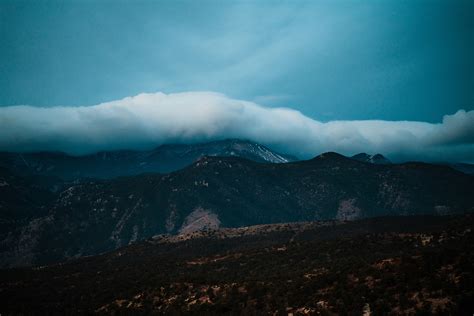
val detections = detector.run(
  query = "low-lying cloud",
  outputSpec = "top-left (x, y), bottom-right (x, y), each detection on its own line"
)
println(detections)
top-left (0, 92), bottom-right (473, 163)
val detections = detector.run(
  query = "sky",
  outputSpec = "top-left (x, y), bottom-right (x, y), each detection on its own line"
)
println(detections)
top-left (0, 0), bottom-right (473, 162)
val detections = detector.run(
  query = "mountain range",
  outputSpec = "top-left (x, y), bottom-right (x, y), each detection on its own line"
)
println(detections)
top-left (1, 139), bottom-right (471, 180)
top-left (0, 139), bottom-right (473, 268)
top-left (0, 139), bottom-right (295, 180)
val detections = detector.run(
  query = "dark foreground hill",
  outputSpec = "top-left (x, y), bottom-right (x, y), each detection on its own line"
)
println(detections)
top-left (1, 152), bottom-right (473, 267)
top-left (0, 215), bottom-right (473, 315)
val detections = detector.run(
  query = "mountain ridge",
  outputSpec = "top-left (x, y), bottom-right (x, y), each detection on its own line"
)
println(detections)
top-left (1, 151), bottom-right (472, 268)
top-left (0, 139), bottom-right (296, 180)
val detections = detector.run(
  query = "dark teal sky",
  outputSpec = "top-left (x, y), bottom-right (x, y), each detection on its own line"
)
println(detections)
top-left (0, 0), bottom-right (473, 122)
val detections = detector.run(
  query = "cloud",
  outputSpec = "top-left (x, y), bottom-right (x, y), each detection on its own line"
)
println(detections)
top-left (0, 92), bottom-right (473, 163)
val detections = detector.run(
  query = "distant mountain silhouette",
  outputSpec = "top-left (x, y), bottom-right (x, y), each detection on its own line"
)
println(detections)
top-left (350, 152), bottom-right (474, 175)
top-left (0, 139), bottom-right (296, 180)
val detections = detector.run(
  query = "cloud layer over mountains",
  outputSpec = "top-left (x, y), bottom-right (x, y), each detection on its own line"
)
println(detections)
top-left (0, 92), bottom-right (473, 163)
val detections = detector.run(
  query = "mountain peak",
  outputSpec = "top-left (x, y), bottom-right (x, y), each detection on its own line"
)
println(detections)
top-left (351, 153), bottom-right (391, 164)
top-left (313, 152), bottom-right (348, 160)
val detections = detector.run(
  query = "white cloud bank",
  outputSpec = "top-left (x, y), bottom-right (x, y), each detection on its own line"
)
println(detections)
top-left (0, 92), bottom-right (473, 162)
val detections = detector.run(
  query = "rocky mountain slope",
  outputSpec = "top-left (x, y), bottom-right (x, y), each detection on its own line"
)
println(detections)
top-left (1, 152), bottom-right (473, 268)
top-left (0, 139), bottom-right (295, 180)
top-left (1, 215), bottom-right (473, 314)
